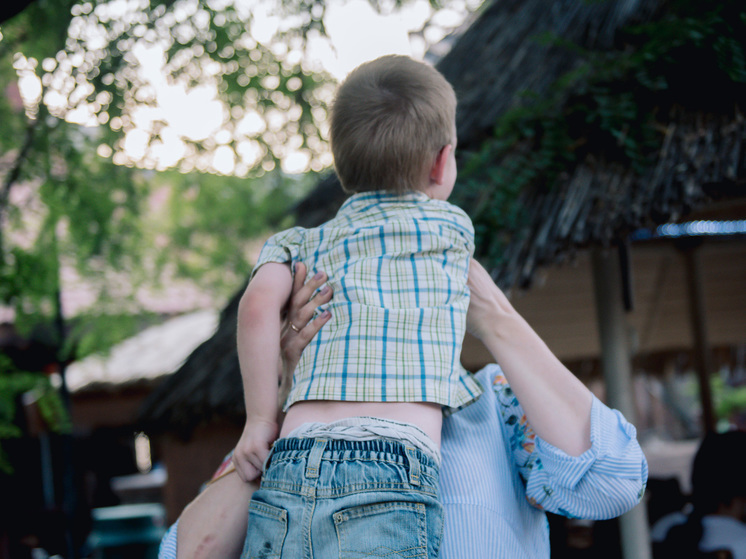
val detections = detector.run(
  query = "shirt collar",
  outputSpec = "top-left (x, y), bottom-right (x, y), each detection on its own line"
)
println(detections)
top-left (338, 190), bottom-right (430, 215)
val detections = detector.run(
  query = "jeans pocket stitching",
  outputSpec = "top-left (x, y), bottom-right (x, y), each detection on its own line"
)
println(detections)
top-left (334, 501), bottom-right (428, 558)
top-left (242, 501), bottom-right (288, 559)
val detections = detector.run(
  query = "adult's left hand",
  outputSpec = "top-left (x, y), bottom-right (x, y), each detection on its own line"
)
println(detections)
top-left (279, 263), bottom-right (333, 404)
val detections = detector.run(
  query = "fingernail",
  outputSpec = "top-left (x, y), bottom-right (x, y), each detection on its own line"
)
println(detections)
top-left (313, 271), bottom-right (324, 280)
top-left (321, 310), bottom-right (331, 318)
top-left (320, 285), bottom-right (330, 295)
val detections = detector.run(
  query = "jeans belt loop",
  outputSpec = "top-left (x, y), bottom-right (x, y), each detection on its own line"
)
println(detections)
top-left (405, 446), bottom-right (421, 486)
top-left (305, 438), bottom-right (327, 479)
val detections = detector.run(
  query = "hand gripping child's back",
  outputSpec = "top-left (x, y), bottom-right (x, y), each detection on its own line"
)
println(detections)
top-left (234, 54), bottom-right (481, 559)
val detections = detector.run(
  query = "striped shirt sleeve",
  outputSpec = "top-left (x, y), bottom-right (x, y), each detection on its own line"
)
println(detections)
top-left (158, 520), bottom-right (178, 559)
top-left (494, 374), bottom-right (648, 520)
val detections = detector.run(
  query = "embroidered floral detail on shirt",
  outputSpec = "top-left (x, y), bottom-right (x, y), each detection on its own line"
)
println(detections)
top-left (493, 372), bottom-right (539, 478)
top-left (494, 369), bottom-right (549, 512)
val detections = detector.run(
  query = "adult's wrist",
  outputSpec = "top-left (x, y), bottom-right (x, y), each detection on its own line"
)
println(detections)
top-left (482, 302), bottom-right (523, 345)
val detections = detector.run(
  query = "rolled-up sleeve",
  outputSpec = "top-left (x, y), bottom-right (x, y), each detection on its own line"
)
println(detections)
top-left (523, 396), bottom-right (648, 519)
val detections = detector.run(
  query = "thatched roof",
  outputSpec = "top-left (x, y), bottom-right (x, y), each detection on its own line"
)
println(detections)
top-left (139, 289), bottom-right (246, 435)
top-left (66, 310), bottom-right (218, 393)
top-left (139, 0), bottom-right (746, 432)
top-left (293, 0), bottom-right (744, 287)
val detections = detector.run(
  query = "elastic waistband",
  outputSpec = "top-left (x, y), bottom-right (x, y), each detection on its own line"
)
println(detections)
top-left (284, 416), bottom-right (441, 465)
top-left (270, 437), bottom-right (436, 467)
top-left (266, 436), bottom-right (439, 488)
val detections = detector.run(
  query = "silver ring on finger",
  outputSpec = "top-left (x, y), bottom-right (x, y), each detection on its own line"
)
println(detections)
top-left (289, 322), bottom-right (301, 333)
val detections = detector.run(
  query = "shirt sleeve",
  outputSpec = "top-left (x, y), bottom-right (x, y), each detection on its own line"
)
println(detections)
top-left (158, 520), bottom-right (178, 559)
top-left (438, 200), bottom-right (475, 256)
top-left (493, 373), bottom-right (648, 520)
top-left (250, 226), bottom-right (306, 281)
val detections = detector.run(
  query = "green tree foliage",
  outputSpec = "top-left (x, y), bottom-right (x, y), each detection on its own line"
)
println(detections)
top-left (0, 355), bottom-right (70, 474)
top-left (0, 1), bottom-right (336, 350)
top-left (0, 0), bottom-right (464, 467)
top-left (3, 0), bottom-right (333, 173)
top-left (145, 166), bottom-right (317, 291)
top-left (712, 375), bottom-right (746, 425)
top-left (0, 1), bottom-right (330, 456)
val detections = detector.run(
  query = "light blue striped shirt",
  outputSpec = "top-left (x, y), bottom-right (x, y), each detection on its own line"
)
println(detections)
top-left (439, 364), bottom-right (648, 558)
top-left (159, 364), bottom-right (647, 559)
top-left (253, 190), bottom-right (482, 411)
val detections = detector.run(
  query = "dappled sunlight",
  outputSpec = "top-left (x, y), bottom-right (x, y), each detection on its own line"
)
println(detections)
top-left (212, 144), bottom-right (236, 175)
top-left (13, 55), bottom-right (43, 119)
top-left (0, 0), bottom-right (482, 345)
top-left (4, 0), bottom-right (479, 177)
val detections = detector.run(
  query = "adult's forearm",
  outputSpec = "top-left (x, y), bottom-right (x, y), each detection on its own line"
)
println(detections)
top-left (466, 259), bottom-right (592, 456)
top-left (176, 472), bottom-right (256, 559)
top-left (480, 304), bottom-right (592, 456)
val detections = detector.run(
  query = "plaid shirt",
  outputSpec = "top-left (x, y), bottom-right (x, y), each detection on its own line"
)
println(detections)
top-left (254, 190), bottom-right (483, 410)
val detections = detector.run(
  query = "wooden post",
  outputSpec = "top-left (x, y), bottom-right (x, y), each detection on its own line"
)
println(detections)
top-left (591, 247), bottom-right (652, 559)
top-left (679, 241), bottom-right (716, 434)
top-left (55, 285), bottom-right (79, 559)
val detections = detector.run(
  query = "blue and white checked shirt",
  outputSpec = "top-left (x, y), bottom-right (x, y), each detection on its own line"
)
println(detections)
top-left (159, 364), bottom-right (648, 559)
top-left (253, 190), bottom-right (482, 411)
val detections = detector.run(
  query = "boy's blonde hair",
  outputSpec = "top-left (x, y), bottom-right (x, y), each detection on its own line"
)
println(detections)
top-left (330, 55), bottom-right (457, 195)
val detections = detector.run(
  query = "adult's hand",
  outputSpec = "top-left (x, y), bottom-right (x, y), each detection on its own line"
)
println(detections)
top-left (466, 258), bottom-right (510, 343)
top-left (279, 263), bottom-right (333, 405)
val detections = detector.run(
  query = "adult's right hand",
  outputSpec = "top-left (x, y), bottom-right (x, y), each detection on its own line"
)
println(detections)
top-left (465, 258), bottom-right (510, 343)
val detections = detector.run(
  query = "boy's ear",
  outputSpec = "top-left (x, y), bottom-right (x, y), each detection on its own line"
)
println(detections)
top-left (429, 144), bottom-right (453, 185)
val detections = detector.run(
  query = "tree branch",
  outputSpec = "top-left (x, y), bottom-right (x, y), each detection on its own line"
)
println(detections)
top-left (0, 118), bottom-right (37, 249)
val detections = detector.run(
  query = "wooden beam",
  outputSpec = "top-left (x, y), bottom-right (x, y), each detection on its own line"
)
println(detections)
top-left (679, 240), bottom-right (717, 433)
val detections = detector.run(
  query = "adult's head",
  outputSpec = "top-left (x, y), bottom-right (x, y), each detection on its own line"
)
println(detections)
top-left (691, 430), bottom-right (746, 518)
top-left (330, 55), bottom-right (457, 195)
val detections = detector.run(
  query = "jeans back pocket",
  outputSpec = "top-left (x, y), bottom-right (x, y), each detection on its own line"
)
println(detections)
top-left (241, 501), bottom-right (288, 559)
top-left (333, 501), bottom-right (428, 558)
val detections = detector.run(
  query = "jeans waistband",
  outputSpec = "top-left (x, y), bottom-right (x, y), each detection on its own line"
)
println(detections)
top-left (266, 437), bottom-right (439, 488)
top-left (284, 416), bottom-right (441, 465)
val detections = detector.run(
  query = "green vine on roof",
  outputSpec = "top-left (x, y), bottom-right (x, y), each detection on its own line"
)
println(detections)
top-left (453, 0), bottom-right (746, 269)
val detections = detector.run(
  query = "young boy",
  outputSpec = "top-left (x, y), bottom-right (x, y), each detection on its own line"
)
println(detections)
top-left (234, 55), bottom-right (482, 558)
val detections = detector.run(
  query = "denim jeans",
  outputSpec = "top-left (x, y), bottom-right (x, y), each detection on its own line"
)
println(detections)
top-left (241, 437), bottom-right (443, 559)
